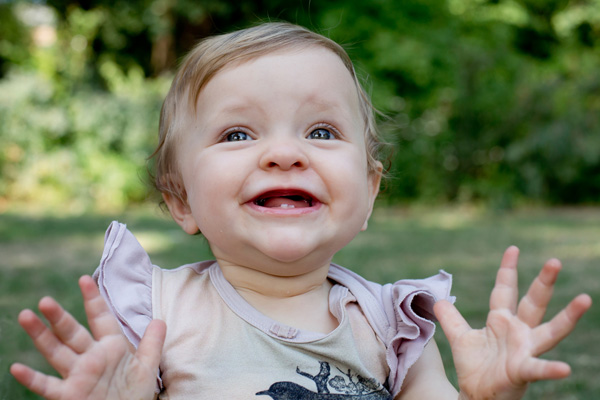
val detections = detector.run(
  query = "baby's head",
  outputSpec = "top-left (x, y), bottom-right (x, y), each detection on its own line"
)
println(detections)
top-left (151, 22), bottom-right (383, 206)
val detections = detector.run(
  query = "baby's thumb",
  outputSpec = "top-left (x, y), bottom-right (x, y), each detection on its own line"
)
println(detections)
top-left (434, 300), bottom-right (470, 346)
top-left (136, 319), bottom-right (166, 368)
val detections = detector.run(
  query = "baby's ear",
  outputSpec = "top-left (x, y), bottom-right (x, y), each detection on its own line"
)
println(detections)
top-left (361, 161), bottom-right (383, 231)
top-left (162, 191), bottom-right (199, 235)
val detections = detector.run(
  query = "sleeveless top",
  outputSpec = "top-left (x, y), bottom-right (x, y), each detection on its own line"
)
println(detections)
top-left (93, 221), bottom-right (454, 399)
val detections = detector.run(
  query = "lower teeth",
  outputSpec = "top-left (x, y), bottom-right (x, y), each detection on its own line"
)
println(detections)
top-left (280, 204), bottom-right (295, 209)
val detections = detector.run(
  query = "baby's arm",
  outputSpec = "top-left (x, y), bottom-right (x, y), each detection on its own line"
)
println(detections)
top-left (398, 246), bottom-right (591, 400)
top-left (10, 275), bottom-right (166, 400)
top-left (395, 339), bottom-right (458, 399)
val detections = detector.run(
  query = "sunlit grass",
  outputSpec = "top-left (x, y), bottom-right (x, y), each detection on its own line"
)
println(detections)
top-left (1, 206), bottom-right (598, 399)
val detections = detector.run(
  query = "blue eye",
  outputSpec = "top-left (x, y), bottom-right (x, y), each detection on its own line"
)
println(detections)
top-left (308, 128), bottom-right (333, 140)
top-left (226, 131), bottom-right (252, 141)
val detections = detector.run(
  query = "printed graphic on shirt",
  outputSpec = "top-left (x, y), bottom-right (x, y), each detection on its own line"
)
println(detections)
top-left (256, 361), bottom-right (391, 399)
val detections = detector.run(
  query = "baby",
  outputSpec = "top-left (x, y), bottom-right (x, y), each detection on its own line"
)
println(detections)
top-left (11, 22), bottom-right (592, 400)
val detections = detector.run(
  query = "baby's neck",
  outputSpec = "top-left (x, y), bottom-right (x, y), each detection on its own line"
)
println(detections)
top-left (220, 261), bottom-right (330, 298)
top-left (219, 262), bottom-right (339, 334)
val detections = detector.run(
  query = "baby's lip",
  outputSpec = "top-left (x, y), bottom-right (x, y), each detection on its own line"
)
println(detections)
top-left (250, 189), bottom-right (320, 209)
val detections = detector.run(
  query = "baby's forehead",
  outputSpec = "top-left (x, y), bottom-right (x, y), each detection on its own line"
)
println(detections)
top-left (208, 47), bottom-right (356, 96)
top-left (193, 48), bottom-right (362, 118)
top-left (213, 46), bottom-right (352, 83)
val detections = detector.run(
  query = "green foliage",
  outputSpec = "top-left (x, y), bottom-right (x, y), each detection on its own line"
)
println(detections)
top-left (0, 3), bottom-right (31, 75)
top-left (0, 66), bottom-right (170, 211)
top-left (1, 0), bottom-right (599, 211)
top-left (311, 0), bottom-right (600, 205)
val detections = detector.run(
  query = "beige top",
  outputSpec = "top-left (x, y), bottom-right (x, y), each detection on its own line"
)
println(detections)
top-left (154, 263), bottom-right (391, 399)
top-left (94, 221), bottom-right (455, 399)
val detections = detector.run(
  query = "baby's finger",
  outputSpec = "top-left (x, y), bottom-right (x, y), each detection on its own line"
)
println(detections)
top-left (18, 309), bottom-right (76, 377)
top-left (516, 258), bottom-right (561, 327)
top-left (79, 275), bottom-right (123, 339)
top-left (489, 246), bottom-right (520, 313)
top-left (136, 319), bottom-right (167, 368)
top-left (433, 300), bottom-right (471, 346)
top-left (38, 296), bottom-right (95, 354)
top-left (517, 358), bottom-right (571, 383)
top-left (10, 363), bottom-right (63, 400)
top-left (533, 293), bottom-right (592, 356)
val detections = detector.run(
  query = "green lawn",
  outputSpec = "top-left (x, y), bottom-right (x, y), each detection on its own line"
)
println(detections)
top-left (1, 206), bottom-right (598, 399)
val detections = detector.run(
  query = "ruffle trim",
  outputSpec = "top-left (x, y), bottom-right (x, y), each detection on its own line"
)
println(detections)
top-left (329, 266), bottom-right (455, 397)
top-left (92, 221), bottom-right (159, 389)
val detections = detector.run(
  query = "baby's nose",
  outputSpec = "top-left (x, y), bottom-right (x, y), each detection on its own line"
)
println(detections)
top-left (259, 140), bottom-right (309, 171)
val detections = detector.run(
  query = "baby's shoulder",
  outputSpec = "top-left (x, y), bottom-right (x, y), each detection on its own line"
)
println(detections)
top-left (152, 261), bottom-right (223, 318)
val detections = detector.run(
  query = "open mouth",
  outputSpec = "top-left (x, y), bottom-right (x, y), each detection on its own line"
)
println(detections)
top-left (252, 190), bottom-right (315, 209)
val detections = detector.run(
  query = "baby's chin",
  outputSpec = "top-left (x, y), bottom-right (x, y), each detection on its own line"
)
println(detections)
top-left (257, 244), bottom-right (328, 267)
top-left (207, 222), bottom-right (362, 272)
top-left (217, 242), bottom-right (333, 275)
top-left (252, 238), bottom-right (349, 272)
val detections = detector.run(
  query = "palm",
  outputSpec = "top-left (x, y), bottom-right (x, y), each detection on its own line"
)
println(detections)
top-left (56, 335), bottom-right (153, 399)
top-left (434, 247), bottom-right (591, 400)
top-left (449, 309), bottom-right (535, 399)
top-left (11, 276), bottom-right (165, 400)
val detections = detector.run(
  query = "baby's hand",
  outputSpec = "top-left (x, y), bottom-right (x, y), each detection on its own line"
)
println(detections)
top-left (434, 246), bottom-right (592, 400)
top-left (10, 275), bottom-right (166, 400)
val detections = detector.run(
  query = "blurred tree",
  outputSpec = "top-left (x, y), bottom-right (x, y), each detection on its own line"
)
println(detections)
top-left (41, 0), bottom-right (319, 78)
top-left (0, 2), bottom-right (33, 77)
top-left (0, 0), bottom-right (599, 211)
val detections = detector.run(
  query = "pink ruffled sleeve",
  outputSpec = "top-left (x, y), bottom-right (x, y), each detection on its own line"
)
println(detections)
top-left (92, 221), bottom-right (154, 349)
top-left (328, 264), bottom-right (454, 398)
top-left (383, 272), bottom-right (455, 396)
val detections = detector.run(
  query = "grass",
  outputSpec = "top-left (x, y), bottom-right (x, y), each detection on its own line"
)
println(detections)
top-left (1, 206), bottom-right (598, 399)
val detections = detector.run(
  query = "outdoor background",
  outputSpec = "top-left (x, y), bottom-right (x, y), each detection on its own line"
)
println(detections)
top-left (1, 0), bottom-right (599, 398)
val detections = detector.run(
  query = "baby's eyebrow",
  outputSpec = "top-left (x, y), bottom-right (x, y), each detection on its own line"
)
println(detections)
top-left (300, 92), bottom-right (346, 108)
top-left (209, 102), bottom-right (266, 120)
top-left (298, 97), bottom-right (358, 123)
top-left (202, 92), bottom-right (357, 127)
top-left (299, 88), bottom-right (361, 113)
top-left (214, 101), bottom-right (255, 114)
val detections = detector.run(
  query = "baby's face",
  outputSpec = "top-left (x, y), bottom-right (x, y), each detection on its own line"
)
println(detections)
top-left (170, 47), bottom-right (381, 275)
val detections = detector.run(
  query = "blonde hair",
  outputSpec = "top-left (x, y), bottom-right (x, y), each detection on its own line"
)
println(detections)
top-left (151, 22), bottom-right (382, 204)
